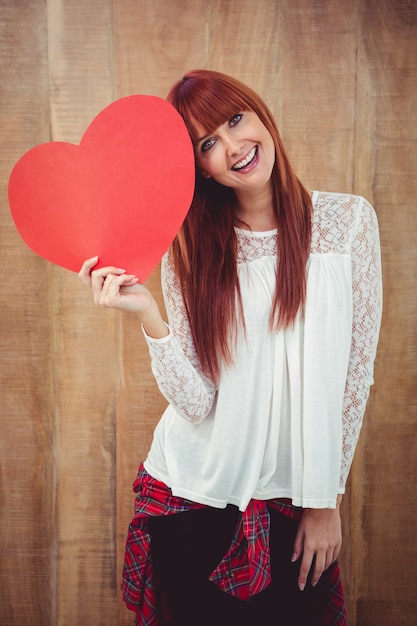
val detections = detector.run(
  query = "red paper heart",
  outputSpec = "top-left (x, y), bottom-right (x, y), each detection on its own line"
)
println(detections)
top-left (8, 95), bottom-right (195, 282)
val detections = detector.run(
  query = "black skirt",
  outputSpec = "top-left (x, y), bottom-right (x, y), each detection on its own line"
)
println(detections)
top-left (148, 504), bottom-right (346, 626)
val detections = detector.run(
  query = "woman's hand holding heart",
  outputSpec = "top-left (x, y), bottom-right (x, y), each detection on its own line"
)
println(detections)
top-left (79, 256), bottom-right (168, 339)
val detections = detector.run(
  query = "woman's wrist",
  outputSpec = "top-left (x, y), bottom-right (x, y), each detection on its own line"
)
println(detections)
top-left (140, 304), bottom-right (169, 339)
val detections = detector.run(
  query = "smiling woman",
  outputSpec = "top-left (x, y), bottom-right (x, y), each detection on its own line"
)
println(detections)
top-left (1, 0), bottom-right (416, 623)
top-left (78, 69), bottom-right (382, 626)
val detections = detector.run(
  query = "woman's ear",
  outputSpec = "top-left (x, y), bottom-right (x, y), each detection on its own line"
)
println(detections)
top-left (196, 167), bottom-right (211, 179)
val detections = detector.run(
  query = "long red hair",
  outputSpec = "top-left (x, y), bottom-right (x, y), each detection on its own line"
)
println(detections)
top-left (167, 70), bottom-right (312, 382)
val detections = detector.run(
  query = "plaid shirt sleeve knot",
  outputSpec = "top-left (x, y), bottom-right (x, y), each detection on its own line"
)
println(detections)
top-left (208, 498), bottom-right (272, 599)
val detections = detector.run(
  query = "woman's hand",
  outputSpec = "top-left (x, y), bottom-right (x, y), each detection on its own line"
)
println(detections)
top-left (292, 495), bottom-right (342, 591)
top-left (78, 256), bottom-right (169, 338)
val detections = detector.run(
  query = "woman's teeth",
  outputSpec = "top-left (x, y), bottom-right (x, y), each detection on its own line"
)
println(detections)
top-left (232, 146), bottom-right (257, 170)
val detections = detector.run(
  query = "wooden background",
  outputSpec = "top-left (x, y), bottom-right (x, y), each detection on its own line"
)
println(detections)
top-left (1, 1), bottom-right (416, 624)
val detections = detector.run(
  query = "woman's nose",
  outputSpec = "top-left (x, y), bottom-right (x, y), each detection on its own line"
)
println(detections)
top-left (224, 133), bottom-right (243, 156)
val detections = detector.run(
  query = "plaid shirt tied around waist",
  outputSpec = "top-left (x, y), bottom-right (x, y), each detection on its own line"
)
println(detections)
top-left (121, 464), bottom-right (346, 626)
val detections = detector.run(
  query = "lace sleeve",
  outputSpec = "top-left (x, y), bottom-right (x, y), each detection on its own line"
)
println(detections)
top-left (339, 198), bottom-right (383, 489)
top-left (143, 253), bottom-right (217, 423)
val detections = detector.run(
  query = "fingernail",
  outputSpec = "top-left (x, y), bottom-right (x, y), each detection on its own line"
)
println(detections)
top-left (291, 553), bottom-right (297, 562)
top-left (299, 583), bottom-right (305, 592)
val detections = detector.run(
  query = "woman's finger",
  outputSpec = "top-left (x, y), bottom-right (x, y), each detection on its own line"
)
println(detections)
top-left (78, 256), bottom-right (128, 288)
top-left (89, 266), bottom-right (126, 299)
top-left (78, 256), bottom-right (99, 286)
top-left (298, 548), bottom-right (314, 591)
top-left (311, 551), bottom-right (326, 587)
top-left (96, 273), bottom-right (138, 308)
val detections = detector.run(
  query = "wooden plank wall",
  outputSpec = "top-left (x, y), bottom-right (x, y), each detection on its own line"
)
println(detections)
top-left (1, 1), bottom-right (415, 624)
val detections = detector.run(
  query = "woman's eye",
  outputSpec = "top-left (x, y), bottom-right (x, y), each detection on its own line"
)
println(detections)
top-left (201, 138), bottom-right (216, 152)
top-left (229, 113), bottom-right (243, 127)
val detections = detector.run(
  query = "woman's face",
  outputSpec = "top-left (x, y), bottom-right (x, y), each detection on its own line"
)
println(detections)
top-left (194, 111), bottom-right (276, 194)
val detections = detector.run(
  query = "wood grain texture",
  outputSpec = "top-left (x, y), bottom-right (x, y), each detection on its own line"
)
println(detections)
top-left (351, 1), bottom-right (417, 624)
top-left (46, 1), bottom-right (118, 624)
top-left (277, 0), bottom-right (359, 193)
top-left (0, 2), bottom-right (54, 624)
top-left (113, 0), bottom-right (208, 98)
top-left (208, 0), bottom-right (282, 98)
top-left (0, 1), bottom-right (416, 624)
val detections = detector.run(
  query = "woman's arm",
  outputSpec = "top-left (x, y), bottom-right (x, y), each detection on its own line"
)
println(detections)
top-left (79, 254), bottom-right (217, 422)
top-left (143, 252), bottom-right (217, 422)
top-left (292, 196), bottom-right (382, 592)
top-left (339, 198), bottom-right (383, 489)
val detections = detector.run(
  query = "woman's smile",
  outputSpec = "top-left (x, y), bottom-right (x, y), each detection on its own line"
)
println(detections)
top-left (232, 146), bottom-right (258, 171)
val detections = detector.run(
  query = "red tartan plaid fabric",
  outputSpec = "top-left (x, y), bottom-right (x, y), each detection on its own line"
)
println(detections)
top-left (121, 464), bottom-right (347, 626)
top-left (313, 561), bottom-right (348, 626)
top-left (207, 498), bottom-right (272, 598)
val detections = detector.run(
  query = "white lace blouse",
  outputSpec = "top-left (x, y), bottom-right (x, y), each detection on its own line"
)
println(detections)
top-left (143, 191), bottom-right (382, 511)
